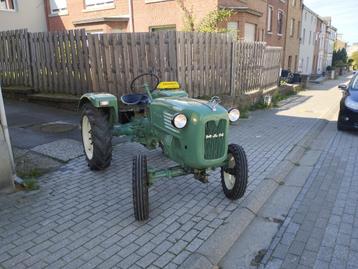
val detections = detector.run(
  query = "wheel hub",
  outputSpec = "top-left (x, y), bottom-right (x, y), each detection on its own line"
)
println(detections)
top-left (224, 154), bottom-right (236, 190)
top-left (82, 115), bottom-right (94, 160)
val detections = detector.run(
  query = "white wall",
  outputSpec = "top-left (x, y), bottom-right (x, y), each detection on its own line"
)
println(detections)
top-left (298, 6), bottom-right (317, 75)
top-left (0, 0), bottom-right (47, 32)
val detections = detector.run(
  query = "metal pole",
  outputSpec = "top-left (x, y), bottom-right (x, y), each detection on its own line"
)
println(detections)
top-left (0, 84), bottom-right (16, 174)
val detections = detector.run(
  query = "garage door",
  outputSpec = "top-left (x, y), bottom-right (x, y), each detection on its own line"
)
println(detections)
top-left (244, 23), bottom-right (256, 42)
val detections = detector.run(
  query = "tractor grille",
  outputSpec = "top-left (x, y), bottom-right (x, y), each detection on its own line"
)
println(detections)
top-left (204, 119), bottom-right (226, 160)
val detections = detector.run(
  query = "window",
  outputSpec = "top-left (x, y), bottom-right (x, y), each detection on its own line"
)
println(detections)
top-left (149, 25), bottom-right (176, 32)
top-left (288, 56), bottom-right (292, 71)
top-left (227, 22), bottom-right (239, 40)
top-left (277, 10), bottom-right (284, 35)
top-left (309, 31), bottom-right (312, 45)
top-left (267, 6), bottom-right (273, 32)
top-left (352, 75), bottom-right (358, 90)
top-left (290, 18), bottom-right (295, 37)
top-left (85, 0), bottom-right (114, 8)
top-left (297, 21), bottom-right (301, 39)
top-left (0, 0), bottom-right (15, 10)
top-left (302, 28), bottom-right (306, 44)
top-left (49, 0), bottom-right (67, 14)
top-left (294, 55), bottom-right (298, 72)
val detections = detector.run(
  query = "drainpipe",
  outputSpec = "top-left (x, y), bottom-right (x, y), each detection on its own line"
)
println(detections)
top-left (128, 0), bottom-right (134, 32)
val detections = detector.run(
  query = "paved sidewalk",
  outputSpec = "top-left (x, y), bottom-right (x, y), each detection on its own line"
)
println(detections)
top-left (262, 122), bottom-right (358, 269)
top-left (0, 77), bottom-right (349, 269)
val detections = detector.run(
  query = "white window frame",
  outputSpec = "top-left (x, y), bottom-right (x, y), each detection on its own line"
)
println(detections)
top-left (267, 5), bottom-right (273, 33)
top-left (49, 0), bottom-right (68, 15)
top-left (84, 0), bottom-right (114, 10)
top-left (0, 0), bottom-right (16, 11)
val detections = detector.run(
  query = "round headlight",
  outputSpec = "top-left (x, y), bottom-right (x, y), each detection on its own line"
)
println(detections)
top-left (345, 97), bottom-right (358, 111)
top-left (228, 108), bottom-right (240, 122)
top-left (172, 114), bottom-right (187, 129)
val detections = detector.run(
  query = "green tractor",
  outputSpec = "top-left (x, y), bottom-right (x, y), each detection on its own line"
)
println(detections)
top-left (79, 73), bottom-right (248, 221)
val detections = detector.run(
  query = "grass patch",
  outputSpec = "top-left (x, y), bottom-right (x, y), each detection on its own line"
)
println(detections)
top-left (271, 90), bottom-right (297, 107)
top-left (22, 178), bottom-right (39, 191)
top-left (17, 168), bottom-right (42, 191)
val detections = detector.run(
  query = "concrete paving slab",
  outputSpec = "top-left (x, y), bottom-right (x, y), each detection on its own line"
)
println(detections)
top-left (219, 217), bottom-right (279, 269)
top-left (15, 150), bottom-right (62, 177)
top-left (298, 150), bottom-right (322, 166)
top-left (260, 185), bottom-right (301, 220)
top-left (31, 139), bottom-right (83, 162)
top-left (284, 166), bottom-right (313, 188)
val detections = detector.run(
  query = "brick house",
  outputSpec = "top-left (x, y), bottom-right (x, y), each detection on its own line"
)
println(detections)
top-left (219, 0), bottom-right (268, 42)
top-left (282, 0), bottom-right (301, 72)
top-left (45, 0), bottom-right (267, 42)
top-left (265, 0), bottom-right (287, 47)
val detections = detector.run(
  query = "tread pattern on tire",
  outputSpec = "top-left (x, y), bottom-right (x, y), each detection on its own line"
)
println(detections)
top-left (81, 103), bottom-right (112, 170)
top-left (132, 155), bottom-right (149, 221)
top-left (221, 144), bottom-right (248, 200)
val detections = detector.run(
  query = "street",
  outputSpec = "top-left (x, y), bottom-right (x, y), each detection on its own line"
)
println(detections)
top-left (0, 75), bottom-right (357, 269)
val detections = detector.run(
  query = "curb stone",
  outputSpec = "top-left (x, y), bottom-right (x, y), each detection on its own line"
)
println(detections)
top-left (179, 102), bottom-right (339, 269)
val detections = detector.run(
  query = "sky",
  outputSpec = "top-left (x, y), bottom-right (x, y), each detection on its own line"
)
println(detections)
top-left (304, 0), bottom-right (358, 45)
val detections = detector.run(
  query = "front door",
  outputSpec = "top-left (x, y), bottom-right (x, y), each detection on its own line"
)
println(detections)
top-left (244, 23), bottom-right (256, 42)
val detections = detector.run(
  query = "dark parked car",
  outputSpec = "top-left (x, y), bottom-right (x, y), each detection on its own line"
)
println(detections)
top-left (337, 74), bottom-right (358, 130)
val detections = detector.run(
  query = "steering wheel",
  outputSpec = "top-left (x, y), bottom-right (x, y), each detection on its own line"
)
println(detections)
top-left (130, 73), bottom-right (160, 93)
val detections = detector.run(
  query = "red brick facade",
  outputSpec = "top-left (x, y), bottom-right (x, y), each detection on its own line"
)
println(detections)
top-left (265, 0), bottom-right (288, 47)
top-left (45, 0), bottom-right (269, 42)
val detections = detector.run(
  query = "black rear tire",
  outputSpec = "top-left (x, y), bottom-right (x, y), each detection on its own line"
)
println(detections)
top-left (132, 155), bottom-right (149, 221)
top-left (221, 144), bottom-right (248, 200)
top-left (81, 103), bottom-right (112, 170)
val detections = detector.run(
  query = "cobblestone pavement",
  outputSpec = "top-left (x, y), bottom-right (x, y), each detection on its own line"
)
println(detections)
top-left (263, 121), bottom-right (358, 269)
top-left (0, 79), bottom-right (347, 269)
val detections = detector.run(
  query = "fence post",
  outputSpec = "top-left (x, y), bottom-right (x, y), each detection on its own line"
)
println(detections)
top-left (230, 40), bottom-right (236, 97)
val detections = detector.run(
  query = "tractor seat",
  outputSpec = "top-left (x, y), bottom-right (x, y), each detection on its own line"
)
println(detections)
top-left (120, 94), bottom-right (149, 105)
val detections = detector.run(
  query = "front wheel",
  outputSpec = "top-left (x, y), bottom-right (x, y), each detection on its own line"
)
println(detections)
top-left (81, 103), bottom-right (112, 170)
top-left (132, 155), bottom-right (149, 221)
top-left (221, 144), bottom-right (248, 200)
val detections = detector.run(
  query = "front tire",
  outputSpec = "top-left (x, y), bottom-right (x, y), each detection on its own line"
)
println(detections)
top-left (221, 144), bottom-right (248, 200)
top-left (132, 155), bottom-right (149, 221)
top-left (81, 103), bottom-right (112, 170)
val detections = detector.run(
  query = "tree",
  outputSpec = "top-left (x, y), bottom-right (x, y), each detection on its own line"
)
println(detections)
top-left (332, 48), bottom-right (348, 67)
top-left (350, 51), bottom-right (358, 70)
top-left (176, 0), bottom-right (233, 33)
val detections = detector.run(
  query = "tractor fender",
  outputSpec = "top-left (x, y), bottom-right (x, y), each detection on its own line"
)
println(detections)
top-left (79, 93), bottom-right (118, 124)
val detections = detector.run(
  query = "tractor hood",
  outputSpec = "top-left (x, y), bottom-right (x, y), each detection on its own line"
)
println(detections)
top-left (150, 97), bottom-right (230, 169)
top-left (151, 97), bottom-right (229, 119)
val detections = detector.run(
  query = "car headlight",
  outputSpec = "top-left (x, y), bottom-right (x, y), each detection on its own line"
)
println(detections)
top-left (228, 108), bottom-right (240, 122)
top-left (172, 113), bottom-right (187, 129)
top-left (345, 97), bottom-right (358, 111)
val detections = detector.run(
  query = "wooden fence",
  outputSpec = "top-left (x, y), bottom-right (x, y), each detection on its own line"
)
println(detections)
top-left (0, 29), bottom-right (32, 87)
top-left (0, 29), bottom-right (282, 98)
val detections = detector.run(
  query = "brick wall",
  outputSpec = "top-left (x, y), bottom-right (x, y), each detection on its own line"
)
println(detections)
top-left (132, 0), bottom-right (218, 32)
top-left (219, 0), bottom-right (267, 41)
top-left (266, 0), bottom-right (288, 47)
top-left (45, 0), bottom-right (219, 33)
top-left (46, 0), bottom-right (130, 32)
